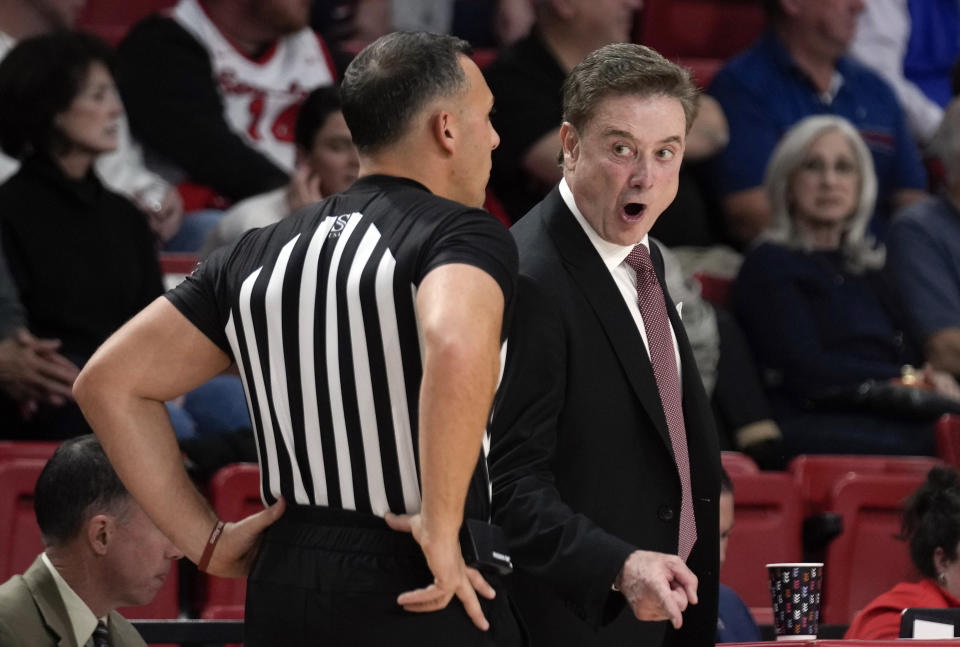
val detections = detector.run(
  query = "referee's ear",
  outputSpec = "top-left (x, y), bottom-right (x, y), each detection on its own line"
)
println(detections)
top-left (432, 109), bottom-right (457, 156)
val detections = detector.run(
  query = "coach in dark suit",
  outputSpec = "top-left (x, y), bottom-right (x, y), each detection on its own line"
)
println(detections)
top-left (490, 43), bottom-right (721, 646)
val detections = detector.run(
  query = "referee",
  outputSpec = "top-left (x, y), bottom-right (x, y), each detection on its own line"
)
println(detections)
top-left (74, 32), bottom-right (522, 645)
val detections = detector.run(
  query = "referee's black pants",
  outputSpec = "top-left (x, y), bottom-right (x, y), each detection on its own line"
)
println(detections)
top-left (244, 505), bottom-right (527, 646)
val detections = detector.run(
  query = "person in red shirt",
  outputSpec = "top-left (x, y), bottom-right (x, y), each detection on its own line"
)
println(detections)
top-left (846, 466), bottom-right (960, 639)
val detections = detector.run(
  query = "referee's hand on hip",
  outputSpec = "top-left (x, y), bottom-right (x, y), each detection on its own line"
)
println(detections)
top-left (386, 512), bottom-right (496, 631)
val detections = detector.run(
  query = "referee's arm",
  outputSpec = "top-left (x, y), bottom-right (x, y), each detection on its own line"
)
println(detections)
top-left (73, 298), bottom-right (285, 577)
top-left (386, 262), bottom-right (505, 631)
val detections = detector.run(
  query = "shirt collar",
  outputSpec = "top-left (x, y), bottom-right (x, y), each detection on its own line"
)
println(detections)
top-left (41, 552), bottom-right (107, 647)
top-left (558, 177), bottom-right (648, 271)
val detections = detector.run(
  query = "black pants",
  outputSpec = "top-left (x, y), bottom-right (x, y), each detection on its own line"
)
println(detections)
top-left (244, 506), bottom-right (526, 646)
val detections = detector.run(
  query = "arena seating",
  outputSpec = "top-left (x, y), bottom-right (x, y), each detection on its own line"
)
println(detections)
top-left (936, 413), bottom-right (960, 468)
top-left (720, 468), bottom-right (802, 624)
top-left (820, 473), bottom-right (927, 625)
top-left (636, 0), bottom-right (765, 86)
top-left (76, 0), bottom-right (175, 44)
top-left (789, 454), bottom-right (944, 516)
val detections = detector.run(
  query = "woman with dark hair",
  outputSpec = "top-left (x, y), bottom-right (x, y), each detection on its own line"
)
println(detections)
top-left (733, 115), bottom-right (959, 458)
top-left (846, 466), bottom-right (960, 639)
top-left (0, 32), bottom-right (248, 439)
top-left (0, 32), bottom-right (163, 437)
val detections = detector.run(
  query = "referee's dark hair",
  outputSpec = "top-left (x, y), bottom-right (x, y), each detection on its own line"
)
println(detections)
top-left (340, 31), bottom-right (472, 155)
top-left (34, 435), bottom-right (131, 547)
top-left (0, 31), bottom-right (115, 159)
top-left (294, 85), bottom-right (343, 153)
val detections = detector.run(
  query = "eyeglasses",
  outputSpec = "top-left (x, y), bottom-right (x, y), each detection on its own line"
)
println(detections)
top-left (798, 156), bottom-right (858, 177)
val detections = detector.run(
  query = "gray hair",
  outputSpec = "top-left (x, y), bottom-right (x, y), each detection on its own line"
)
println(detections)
top-left (933, 97), bottom-right (960, 188)
top-left (762, 115), bottom-right (883, 272)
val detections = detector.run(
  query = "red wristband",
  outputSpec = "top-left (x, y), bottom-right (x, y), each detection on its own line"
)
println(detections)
top-left (197, 520), bottom-right (225, 573)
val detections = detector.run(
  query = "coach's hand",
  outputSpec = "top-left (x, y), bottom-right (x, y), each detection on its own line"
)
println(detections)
top-left (615, 549), bottom-right (698, 629)
top-left (386, 512), bottom-right (495, 631)
top-left (204, 497), bottom-right (286, 578)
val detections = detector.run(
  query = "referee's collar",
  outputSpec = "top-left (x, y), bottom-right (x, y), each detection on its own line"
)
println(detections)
top-left (351, 174), bottom-right (432, 195)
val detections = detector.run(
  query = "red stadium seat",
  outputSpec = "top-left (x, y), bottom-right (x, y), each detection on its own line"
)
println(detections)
top-left (76, 0), bottom-right (176, 45)
top-left (693, 272), bottom-right (733, 308)
top-left (936, 413), bottom-right (960, 469)
top-left (720, 471), bottom-right (802, 624)
top-left (197, 463), bottom-right (262, 619)
top-left (0, 459), bottom-right (47, 582)
top-left (820, 473), bottom-right (925, 625)
top-left (721, 451), bottom-right (759, 475)
top-left (789, 454), bottom-right (942, 516)
top-left (637, 0), bottom-right (766, 64)
top-left (0, 441), bottom-right (58, 462)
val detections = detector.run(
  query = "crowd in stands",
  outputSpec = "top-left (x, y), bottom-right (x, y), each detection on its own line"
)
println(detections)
top-left (5, 0), bottom-right (960, 640)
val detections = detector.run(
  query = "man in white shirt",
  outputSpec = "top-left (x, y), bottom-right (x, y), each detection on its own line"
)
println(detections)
top-left (0, 435), bottom-right (182, 646)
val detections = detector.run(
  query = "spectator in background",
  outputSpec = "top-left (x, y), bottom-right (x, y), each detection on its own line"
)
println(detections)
top-left (849, 0), bottom-right (958, 148)
top-left (0, 32), bottom-right (163, 438)
top-left (483, 0), bottom-right (729, 235)
top-left (116, 0), bottom-right (336, 216)
top-left (0, 435), bottom-right (182, 647)
top-left (0, 32), bottom-right (250, 440)
top-left (0, 253), bottom-right (77, 428)
top-left (887, 98), bottom-right (960, 378)
top-left (345, 0), bottom-right (534, 49)
top-left (200, 85), bottom-right (358, 257)
top-left (733, 115), bottom-right (956, 458)
top-left (717, 469), bottom-right (762, 643)
top-left (708, 0), bottom-right (927, 246)
top-left (661, 244), bottom-right (783, 466)
top-left (846, 466), bottom-right (960, 639)
top-left (0, 0), bottom-right (184, 244)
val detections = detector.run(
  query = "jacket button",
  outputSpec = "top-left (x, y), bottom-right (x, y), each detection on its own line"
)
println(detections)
top-left (658, 505), bottom-right (675, 521)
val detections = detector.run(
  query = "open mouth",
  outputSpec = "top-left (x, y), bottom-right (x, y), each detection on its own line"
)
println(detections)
top-left (622, 202), bottom-right (646, 220)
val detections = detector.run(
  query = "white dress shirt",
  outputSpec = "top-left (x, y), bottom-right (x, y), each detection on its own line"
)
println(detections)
top-left (559, 178), bottom-right (682, 375)
top-left (41, 552), bottom-right (108, 647)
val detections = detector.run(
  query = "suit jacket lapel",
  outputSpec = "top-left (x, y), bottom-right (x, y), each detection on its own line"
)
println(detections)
top-left (108, 610), bottom-right (146, 646)
top-left (22, 555), bottom-right (77, 647)
top-left (539, 189), bottom-right (673, 454)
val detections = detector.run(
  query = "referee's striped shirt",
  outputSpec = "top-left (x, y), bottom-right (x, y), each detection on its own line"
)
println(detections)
top-left (167, 175), bottom-right (517, 520)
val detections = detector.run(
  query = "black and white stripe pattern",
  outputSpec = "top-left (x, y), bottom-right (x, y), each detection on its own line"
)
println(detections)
top-left (224, 211), bottom-right (422, 516)
top-left (169, 176), bottom-right (516, 521)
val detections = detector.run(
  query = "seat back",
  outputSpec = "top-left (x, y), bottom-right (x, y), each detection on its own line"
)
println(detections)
top-left (637, 0), bottom-right (766, 69)
top-left (936, 414), bottom-right (960, 469)
top-left (198, 463), bottom-right (263, 618)
top-left (76, 0), bottom-right (176, 44)
top-left (789, 455), bottom-right (942, 516)
top-left (720, 471), bottom-right (803, 620)
top-left (0, 441), bottom-right (59, 462)
top-left (0, 459), bottom-right (47, 581)
top-left (721, 450), bottom-right (759, 475)
top-left (821, 473), bottom-right (924, 624)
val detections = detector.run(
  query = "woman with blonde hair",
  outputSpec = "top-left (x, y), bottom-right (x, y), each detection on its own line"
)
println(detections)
top-left (733, 115), bottom-right (958, 457)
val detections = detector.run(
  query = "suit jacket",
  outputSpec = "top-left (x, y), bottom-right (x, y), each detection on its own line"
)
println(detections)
top-left (490, 188), bottom-right (721, 646)
top-left (0, 555), bottom-right (146, 647)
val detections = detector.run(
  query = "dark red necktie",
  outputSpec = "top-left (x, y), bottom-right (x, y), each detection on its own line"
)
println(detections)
top-left (625, 244), bottom-right (696, 561)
